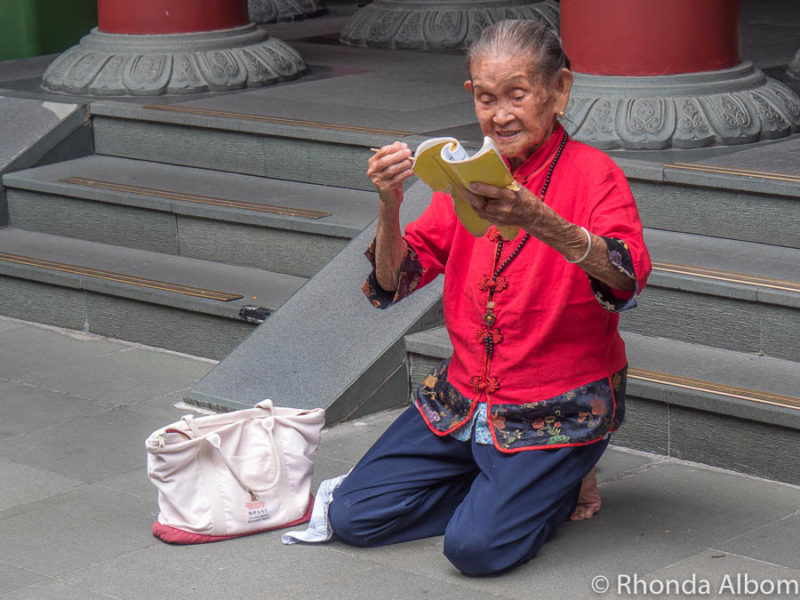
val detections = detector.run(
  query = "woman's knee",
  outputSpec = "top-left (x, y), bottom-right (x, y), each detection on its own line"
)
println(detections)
top-left (328, 494), bottom-right (373, 547)
top-left (443, 521), bottom-right (550, 577)
top-left (443, 527), bottom-right (524, 577)
top-left (443, 528), bottom-right (489, 576)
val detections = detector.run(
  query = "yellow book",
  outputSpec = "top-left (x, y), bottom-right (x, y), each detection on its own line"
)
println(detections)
top-left (413, 136), bottom-right (520, 239)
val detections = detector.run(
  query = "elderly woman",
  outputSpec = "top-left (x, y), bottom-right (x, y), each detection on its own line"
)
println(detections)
top-left (328, 20), bottom-right (651, 576)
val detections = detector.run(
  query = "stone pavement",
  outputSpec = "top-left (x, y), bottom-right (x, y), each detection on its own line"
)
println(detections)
top-left (1, 315), bottom-right (800, 599)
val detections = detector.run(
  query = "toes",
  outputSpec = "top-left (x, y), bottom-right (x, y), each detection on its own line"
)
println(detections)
top-left (570, 501), bottom-right (601, 521)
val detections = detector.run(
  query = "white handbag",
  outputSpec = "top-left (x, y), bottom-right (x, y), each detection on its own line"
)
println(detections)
top-left (146, 399), bottom-right (325, 544)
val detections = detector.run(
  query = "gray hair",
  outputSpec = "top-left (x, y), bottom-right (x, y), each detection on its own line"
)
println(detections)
top-left (467, 19), bottom-right (570, 83)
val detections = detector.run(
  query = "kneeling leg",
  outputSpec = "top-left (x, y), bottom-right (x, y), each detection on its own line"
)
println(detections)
top-left (329, 406), bottom-right (478, 547)
top-left (443, 438), bottom-right (609, 576)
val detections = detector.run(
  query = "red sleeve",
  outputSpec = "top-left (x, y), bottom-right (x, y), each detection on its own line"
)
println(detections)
top-left (585, 158), bottom-right (652, 296)
top-left (402, 191), bottom-right (459, 288)
top-left (361, 191), bottom-right (458, 308)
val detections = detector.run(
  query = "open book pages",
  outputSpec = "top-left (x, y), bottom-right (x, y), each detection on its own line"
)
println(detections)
top-left (413, 136), bottom-right (520, 239)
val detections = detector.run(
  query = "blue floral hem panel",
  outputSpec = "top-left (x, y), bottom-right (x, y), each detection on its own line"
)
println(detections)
top-left (590, 237), bottom-right (638, 313)
top-left (361, 238), bottom-right (424, 309)
top-left (416, 359), bottom-right (627, 451)
top-left (450, 402), bottom-right (494, 445)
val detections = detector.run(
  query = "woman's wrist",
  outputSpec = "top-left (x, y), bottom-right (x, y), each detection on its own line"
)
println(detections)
top-left (524, 204), bottom-right (582, 256)
top-left (563, 227), bottom-right (592, 264)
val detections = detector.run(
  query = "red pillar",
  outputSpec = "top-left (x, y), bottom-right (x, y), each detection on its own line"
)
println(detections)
top-left (559, 0), bottom-right (800, 149)
top-left (97, 0), bottom-right (250, 35)
top-left (560, 0), bottom-right (741, 76)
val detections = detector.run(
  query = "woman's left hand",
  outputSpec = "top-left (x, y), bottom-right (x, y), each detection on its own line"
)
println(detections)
top-left (466, 181), bottom-right (546, 233)
top-left (468, 181), bottom-right (636, 293)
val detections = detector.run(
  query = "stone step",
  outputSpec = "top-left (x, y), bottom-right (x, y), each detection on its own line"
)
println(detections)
top-left (619, 151), bottom-right (800, 249)
top-left (404, 326), bottom-right (800, 485)
top-left (89, 103), bottom-right (800, 249)
top-left (622, 228), bottom-right (800, 362)
top-left (3, 155), bottom-right (378, 277)
top-left (0, 228), bottom-right (307, 359)
top-left (89, 101), bottom-right (421, 192)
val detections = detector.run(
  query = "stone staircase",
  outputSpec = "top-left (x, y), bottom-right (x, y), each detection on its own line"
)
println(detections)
top-left (1, 77), bottom-right (798, 485)
top-left (404, 149), bottom-right (800, 484)
top-left (0, 101), bottom-right (399, 359)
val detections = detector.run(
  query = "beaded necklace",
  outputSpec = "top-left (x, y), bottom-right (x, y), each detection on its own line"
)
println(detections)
top-left (481, 133), bottom-right (569, 360)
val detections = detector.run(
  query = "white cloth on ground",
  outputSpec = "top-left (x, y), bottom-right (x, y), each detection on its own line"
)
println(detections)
top-left (281, 473), bottom-right (348, 544)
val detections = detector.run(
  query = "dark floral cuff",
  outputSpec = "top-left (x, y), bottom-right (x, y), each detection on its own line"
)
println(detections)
top-left (590, 237), bottom-right (638, 313)
top-left (361, 238), bottom-right (424, 309)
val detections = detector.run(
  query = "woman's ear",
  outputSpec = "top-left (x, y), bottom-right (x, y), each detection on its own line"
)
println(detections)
top-left (554, 68), bottom-right (574, 115)
top-left (464, 80), bottom-right (473, 94)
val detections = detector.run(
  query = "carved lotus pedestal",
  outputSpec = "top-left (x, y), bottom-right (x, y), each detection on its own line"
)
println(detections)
top-left (561, 0), bottom-right (800, 149)
top-left (340, 0), bottom-right (558, 50)
top-left (41, 24), bottom-right (308, 96)
top-left (248, 0), bottom-right (325, 23)
top-left (566, 63), bottom-right (800, 150)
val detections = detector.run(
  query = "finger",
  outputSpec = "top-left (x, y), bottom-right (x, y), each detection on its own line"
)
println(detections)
top-left (461, 187), bottom-right (488, 212)
top-left (372, 164), bottom-right (416, 197)
top-left (384, 167), bottom-right (415, 189)
top-left (368, 148), bottom-right (413, 180)
top-left (370, 163), bottom-right (414, 191)
top-left (382, 157), bottom-right (415, 179)
top-left (371, 141), bottom-right (408, 159)
top-left (370, 142), bottom-right (411, 166)
top-left (468, 182), bottom-right (506, 199)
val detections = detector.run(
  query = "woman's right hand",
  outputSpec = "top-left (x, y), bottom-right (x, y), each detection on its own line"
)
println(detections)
top-left (367, 142), bottom-right (415, 207)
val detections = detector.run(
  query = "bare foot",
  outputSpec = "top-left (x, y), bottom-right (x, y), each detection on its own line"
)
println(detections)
top-left (570, 467), bottom-right (601, 521)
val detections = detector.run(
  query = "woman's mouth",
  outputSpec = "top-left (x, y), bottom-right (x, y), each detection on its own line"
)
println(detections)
top-left (495, 130), bottom-right (521, 140)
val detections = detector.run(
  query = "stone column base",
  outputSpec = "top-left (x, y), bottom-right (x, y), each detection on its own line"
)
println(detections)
top-left (41, 24), bottom-right (308, 96)
top-left (248, 0), bottom-right (325, 23)
top-left (565, 62), bottom-right (800, 150)
top-left (340, 0), bottom-right (558, 50)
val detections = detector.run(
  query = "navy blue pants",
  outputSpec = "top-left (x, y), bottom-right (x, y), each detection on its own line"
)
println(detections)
top-left (329, 406), bottom-right (608, 576)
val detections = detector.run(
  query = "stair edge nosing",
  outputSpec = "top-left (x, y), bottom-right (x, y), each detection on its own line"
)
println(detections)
top-left (3, 178), bottom-right (364, 239)
top-left (89, 102), bottom-right (411, 148)
top-left (647, 271), bottom-right (800, 309)
top-left (619, 158), bottom-right (800, 201)
top-left (0, 257), bottom-right (302, 319)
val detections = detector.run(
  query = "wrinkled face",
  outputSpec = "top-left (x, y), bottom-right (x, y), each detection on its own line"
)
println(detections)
top-left (465, 53), bottom-right (571, 168)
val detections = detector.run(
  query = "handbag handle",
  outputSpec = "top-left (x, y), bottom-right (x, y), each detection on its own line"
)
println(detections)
top-left (181, 412), bottom-right (283, 501)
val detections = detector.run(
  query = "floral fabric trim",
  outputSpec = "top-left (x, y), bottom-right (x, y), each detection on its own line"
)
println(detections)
top-left (489, 368), bottom-right (626, 451)
top-left (415, 359), bottom-right (473, 433)
top-left (416, 360), bottom-right (627, 452)
top-left (590, 237), bottom-right (638, 313)
top-left (361, 238), bottom-right (424, 309)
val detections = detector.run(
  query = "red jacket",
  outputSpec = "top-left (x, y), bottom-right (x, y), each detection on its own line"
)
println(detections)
top-left (404, 125), bottom-right (651, 408)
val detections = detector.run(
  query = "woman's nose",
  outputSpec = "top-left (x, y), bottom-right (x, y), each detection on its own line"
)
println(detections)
top-left (493, 107), bottom-right (514, 125)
